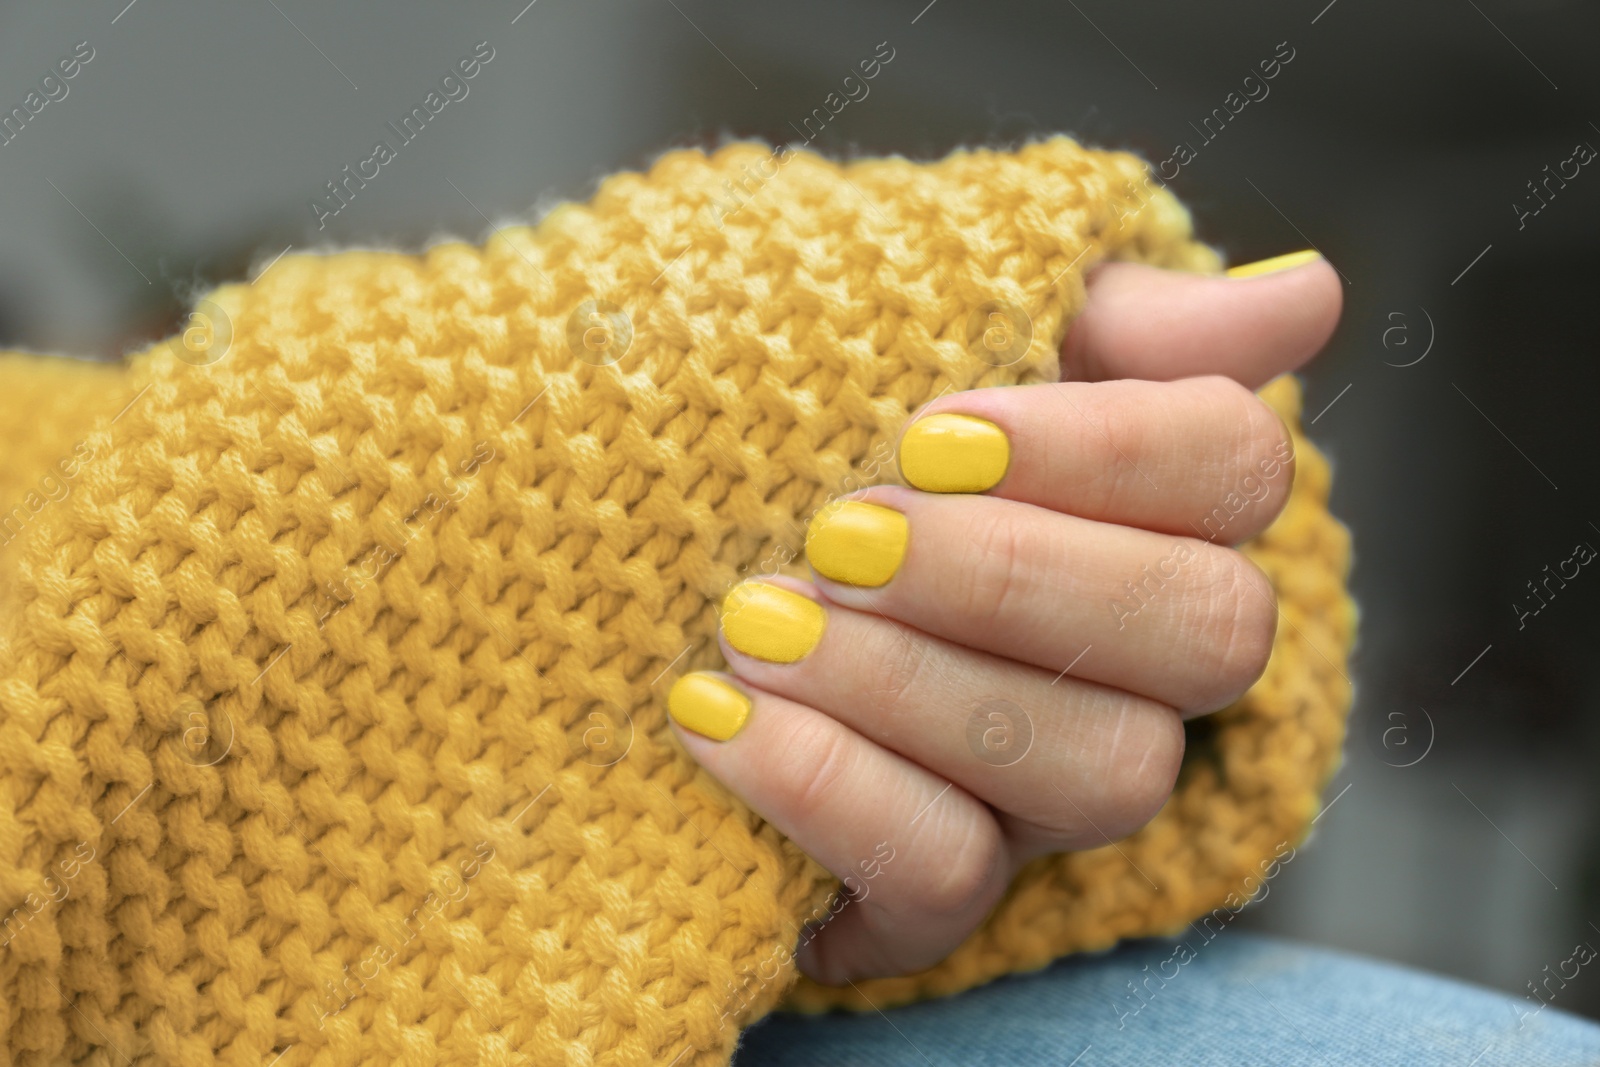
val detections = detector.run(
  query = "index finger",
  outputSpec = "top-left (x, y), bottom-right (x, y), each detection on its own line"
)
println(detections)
top-left (896, 375), bottom-right (1295, 544)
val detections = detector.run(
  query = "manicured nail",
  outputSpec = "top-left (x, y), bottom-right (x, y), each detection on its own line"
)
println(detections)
top-left (806, 500), bottom-right (909, 588)
top-left (1225, 249), bottom-right (1322, 279)
top-left (720, 581), bottom-right (826, 663)
top-left (668, 671), bottom-right (752, 741)
top-left (899, 413), bottom-right (1010, 494)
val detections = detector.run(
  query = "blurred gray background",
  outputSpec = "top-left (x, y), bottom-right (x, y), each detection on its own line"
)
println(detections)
top-left (4, 0), bottom-right (1599, 1022)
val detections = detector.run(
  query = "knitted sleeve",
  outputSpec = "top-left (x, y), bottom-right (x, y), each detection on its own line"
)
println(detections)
top-left (0, 138), bottom-right (1354, 1067)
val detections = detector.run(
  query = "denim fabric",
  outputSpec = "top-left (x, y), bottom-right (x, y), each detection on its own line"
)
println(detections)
top-left (735, 933), bottom-right (1600, 1066)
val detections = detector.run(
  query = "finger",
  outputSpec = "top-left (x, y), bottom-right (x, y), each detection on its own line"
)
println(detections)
top-left (666, 670), bottom-right (1008, 985)
top-left (895, 374), bottom-right (1295, 543)
top-left (714, 578), bottom-right (1185, 849)
top-left (803, 490), bottom-right (1278, 715)
top-left (1060, 253), bottom-right (1342, 388)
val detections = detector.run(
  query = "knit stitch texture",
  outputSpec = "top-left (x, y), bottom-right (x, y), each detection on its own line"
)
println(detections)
top-left (0, 138), bottom-right (1354, 1066)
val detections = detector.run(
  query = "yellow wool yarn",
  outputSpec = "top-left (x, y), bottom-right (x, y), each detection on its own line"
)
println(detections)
top-left (0, 138), bottom-right (1353, 1066)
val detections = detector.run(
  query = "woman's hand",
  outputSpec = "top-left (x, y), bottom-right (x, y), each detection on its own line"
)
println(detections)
top-left (667, 249), bottom-right (1343, 985)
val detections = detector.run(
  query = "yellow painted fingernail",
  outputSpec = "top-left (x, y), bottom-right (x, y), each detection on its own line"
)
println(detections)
top-left (721, 582), bottom-right (826, 663)
top-left (668, 672), bottom-right (751, 741)
top-left (1225, 249), bottom-right (1322, 279)
top-left (806, 501), bottom-right (908, 588)
top-left (899, 413), bottom-right (1010, 494)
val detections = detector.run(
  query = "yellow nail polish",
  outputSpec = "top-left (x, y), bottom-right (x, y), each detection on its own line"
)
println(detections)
top-left (1225, 249), bottom-right (1322, 279)
top-left (721, 582), bottom-right (826, 663)
top-left (806, 500), bottom-right (909, 588)
top-left (899, 413), bottom-right (1010, 494)
top-left (668, 672), bottom-right (751, 741)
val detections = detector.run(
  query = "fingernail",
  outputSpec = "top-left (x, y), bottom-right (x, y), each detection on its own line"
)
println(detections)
top-left (806, 500), bottom-right (909, 588)
top-left (721, 581), bottom-right (827, 664)
top-left (668, 672), bottom-right (751, 741)
top-left (1225, 249), bottom-right (1322, 279)
top-left (899, 413), bottom-right (1010, 494)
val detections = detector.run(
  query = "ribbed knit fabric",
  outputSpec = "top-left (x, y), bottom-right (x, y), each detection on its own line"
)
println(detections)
top-left (0, 138), bottom-right (1354, 1066)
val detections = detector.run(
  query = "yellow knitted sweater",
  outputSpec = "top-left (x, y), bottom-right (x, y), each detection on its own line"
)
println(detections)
top-left (0, 138), bottom-right (1354, 1066)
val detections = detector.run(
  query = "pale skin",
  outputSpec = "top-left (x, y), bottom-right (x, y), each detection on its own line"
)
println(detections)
top-left (670, 253), bottom-right (1344, 986)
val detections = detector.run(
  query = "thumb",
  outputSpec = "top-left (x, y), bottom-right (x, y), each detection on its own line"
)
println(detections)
top-left (1060, 250), bottom-right (1343, 389)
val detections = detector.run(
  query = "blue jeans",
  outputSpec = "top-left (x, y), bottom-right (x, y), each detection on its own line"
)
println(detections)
top-left (735, 933), bottom-right (1600, 1065)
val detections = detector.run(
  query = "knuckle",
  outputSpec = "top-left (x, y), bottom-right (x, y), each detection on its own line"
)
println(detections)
top-left (1208, 375), bottom-right (1297, 525)
top-left (912, 812), bottom-right (1005, 917)
top-left (860, 628), bottom-right (931, 730)
top-left (1241, 389), bottom-right (1291, 465)
top-left (1239, 393), bottom-right (1296, 507)
top-left (1071, 387), bottom-right (1150, 515)
top-left (1042, 692), bottom-right (1184, 847)
top-left (779, 716), bottom-right (859, 823)
top-left (954, 505), bottom-right (1040, 625)
top-left (1100, 703), bottom-right (1186, 837)
top-left (1193, 550), bottom-right (1277, 708)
